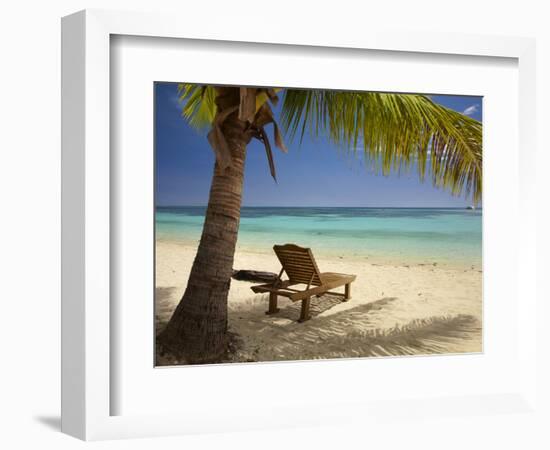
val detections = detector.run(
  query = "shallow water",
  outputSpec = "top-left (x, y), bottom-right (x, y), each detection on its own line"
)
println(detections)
top-left (156, 206), bottom-right (482, 267)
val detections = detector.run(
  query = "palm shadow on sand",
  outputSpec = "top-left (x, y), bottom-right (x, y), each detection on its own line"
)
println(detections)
top-left (229, 294), bottom-right (481, 362)
top-left (155, 287), bottom-right (177, 336)
top-left (155, 287), bottom-right (482, 365)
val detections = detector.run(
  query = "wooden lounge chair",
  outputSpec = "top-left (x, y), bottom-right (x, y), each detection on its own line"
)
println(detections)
top-left (251, 244), bottom-right (357, 322)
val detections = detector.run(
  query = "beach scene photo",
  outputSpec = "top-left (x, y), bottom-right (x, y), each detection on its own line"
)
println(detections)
top-left (155, 83), bottom-right (482, 366)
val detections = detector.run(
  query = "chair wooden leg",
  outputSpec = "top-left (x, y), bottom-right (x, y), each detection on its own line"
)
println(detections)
top-left (298, 297), bottom-right (311, 323)
top-left (265, 292), bottom-right (280, 315)
top-left (344, 283), bottom-right (351, 301)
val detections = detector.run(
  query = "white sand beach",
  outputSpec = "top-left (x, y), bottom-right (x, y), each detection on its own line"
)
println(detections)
top-left (155, 239), bottom-right (482, 365)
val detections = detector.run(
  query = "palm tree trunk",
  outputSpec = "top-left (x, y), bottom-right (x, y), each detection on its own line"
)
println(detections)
top-left (159, 88), bottom-right (251, 364)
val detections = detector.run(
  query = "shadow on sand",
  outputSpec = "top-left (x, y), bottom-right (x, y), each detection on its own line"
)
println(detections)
top-left (228, 295), bottom-right (481, 362)
top-left (155, 286), bottom-right (178, 335)
top-left (155, 287), bottom-right (481, 365)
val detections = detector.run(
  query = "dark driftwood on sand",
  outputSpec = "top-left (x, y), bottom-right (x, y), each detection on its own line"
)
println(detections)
top-left (232, 270), bottom-right (278, 283)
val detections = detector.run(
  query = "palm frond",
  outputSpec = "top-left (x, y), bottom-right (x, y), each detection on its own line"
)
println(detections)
top-left (176, 84), bottom-right (217, 129)
top-left (176, 85), bottom-right (283, 130)
top-left (255, 87), bottom-right (283, 111)
top-left (280, 90), bottom-right (483, 203)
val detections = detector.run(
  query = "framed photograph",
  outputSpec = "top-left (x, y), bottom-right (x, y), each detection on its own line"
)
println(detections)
top-left (61, 9), bottom-right (538, 441)
top-left (153, 82), bottom-right (484, 367)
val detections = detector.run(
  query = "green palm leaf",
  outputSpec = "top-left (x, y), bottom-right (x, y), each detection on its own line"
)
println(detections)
top-left (175, 85), bottom-right (482, 203)
top-left (177, 84), bottom-right (217, 129)
top-left (280, 89), bottom-right (482, 203)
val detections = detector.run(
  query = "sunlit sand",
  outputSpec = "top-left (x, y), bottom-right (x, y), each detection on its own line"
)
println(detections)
top-left (155, 240), bottom-right (482, 365)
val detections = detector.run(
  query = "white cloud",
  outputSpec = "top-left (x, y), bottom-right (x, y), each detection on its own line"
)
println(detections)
top-left (463, 104), bottom-right (479, 116)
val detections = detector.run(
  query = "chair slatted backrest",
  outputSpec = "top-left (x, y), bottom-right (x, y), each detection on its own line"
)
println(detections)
top-left (273, 244), bottom-right (323, 286)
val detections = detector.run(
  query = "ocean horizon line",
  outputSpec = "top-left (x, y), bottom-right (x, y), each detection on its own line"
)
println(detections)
top-left (156, 205), bottom-right (482, 210)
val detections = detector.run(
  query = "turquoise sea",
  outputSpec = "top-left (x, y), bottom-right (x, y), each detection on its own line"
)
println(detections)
top-left (156, 207), bottom-right (482, 267)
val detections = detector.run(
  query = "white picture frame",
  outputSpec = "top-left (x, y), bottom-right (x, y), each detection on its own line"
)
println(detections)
top-left (61, 9), bottom-right (538, 441)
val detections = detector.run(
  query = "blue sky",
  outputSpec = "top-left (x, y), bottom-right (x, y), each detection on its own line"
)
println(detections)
top-left (155, 83), bottom-right (482, 207)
